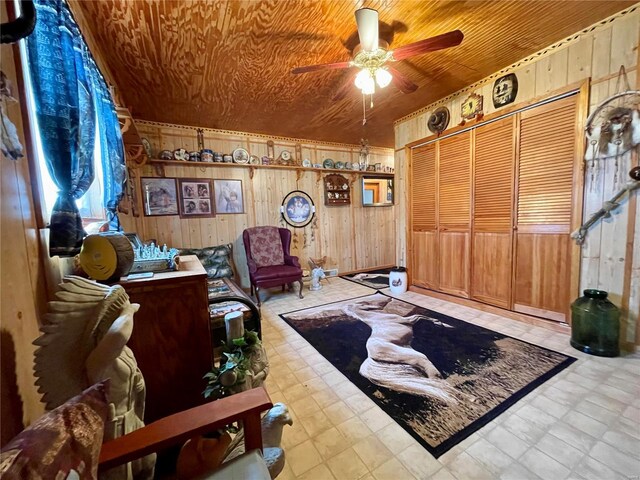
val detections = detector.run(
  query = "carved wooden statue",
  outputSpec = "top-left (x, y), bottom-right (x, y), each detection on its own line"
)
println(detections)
top-left (33, 276), bottom-right (155, 479)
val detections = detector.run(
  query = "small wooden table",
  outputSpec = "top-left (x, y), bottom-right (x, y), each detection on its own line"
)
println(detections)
top-left (207, 277), bottom-right (261, 356)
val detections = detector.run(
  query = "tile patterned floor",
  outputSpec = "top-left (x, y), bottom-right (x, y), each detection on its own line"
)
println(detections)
top-left (257, 278), bottom-right (640, 480)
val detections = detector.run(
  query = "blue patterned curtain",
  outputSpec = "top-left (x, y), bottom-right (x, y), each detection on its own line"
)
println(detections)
top-left (26, 0), bottom-right (95, 256)
top-left (88, 59), bottom-right (126, 232)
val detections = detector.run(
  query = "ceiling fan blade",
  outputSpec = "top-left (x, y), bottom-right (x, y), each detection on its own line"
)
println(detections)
top-left (386, 66), bottom-right (418, 94)
top-left (391, 30), bottom-right (464, 61)
top-left (355, 7), bottom-right (379, 52)
top-left (332, 72), bottom-right (358, 101)
top-left (291, 61), bottom-right (352, 74)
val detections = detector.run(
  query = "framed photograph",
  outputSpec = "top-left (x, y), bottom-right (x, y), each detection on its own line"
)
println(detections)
top-left (214, 179), bottom-right (244, 214)
top-left (178, 178), bottom-right (215, 218)
top-left (281, 190), bottom-right (315, 228)
top-left (141, 177), bottom-right (179, 216)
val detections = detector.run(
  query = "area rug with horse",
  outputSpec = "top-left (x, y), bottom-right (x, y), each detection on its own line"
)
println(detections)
top-left (340, 268), bottom-right (391, 289)
top-left (280, 293), bottom-right (575, 457)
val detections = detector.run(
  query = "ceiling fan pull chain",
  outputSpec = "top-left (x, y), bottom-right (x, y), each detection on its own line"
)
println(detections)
top-left (362, 93), bottom-right (367, 125)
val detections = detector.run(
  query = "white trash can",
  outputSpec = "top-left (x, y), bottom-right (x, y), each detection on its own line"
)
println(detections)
top-left (389, 266), bottom-right (408, 294)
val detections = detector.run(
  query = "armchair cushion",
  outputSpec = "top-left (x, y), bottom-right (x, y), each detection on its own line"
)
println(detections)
top-left (196, 450), bottom-right (270, 480)
top-left (180, 243), bottom-right (234, 279)
top-left (247, 227), bottom-right (285, 268)
top-left (252, 265), bottom-right (303, 282)
top-left (0, 381), bottom-right (109, 480)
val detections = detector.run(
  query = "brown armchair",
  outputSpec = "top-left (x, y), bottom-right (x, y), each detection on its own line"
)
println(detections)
top-left (100, 387), bottom-right (273, 478)
top-left (243, 227), bottom-right (304, 307)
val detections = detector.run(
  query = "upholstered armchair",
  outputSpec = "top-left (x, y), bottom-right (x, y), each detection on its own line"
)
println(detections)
top-left (242, 227), bottom-right (304, 306)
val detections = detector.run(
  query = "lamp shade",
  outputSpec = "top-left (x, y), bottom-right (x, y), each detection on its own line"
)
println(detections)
top-left (355, 69), bottom-right (375, 94)
top-left (375, 68), bottom-right (392, 88)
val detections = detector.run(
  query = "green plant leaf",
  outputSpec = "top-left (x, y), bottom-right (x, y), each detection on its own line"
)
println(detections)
top-left (232, 337), bottom-right (248, 347)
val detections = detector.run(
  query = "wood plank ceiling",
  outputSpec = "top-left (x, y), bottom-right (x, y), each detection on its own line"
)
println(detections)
top-left (75, 0), bottom-right (634, 147)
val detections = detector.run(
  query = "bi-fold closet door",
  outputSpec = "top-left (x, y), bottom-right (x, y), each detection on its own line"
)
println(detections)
top-left (471, 117), bottom-right (515, 308)
top-left (410, 94), bottom-right (579, 322)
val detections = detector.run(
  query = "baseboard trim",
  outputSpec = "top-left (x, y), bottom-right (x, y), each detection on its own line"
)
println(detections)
top-left (409, 285), bottom-right (571, 335)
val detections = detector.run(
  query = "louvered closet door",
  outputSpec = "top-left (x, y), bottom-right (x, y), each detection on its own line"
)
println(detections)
top-left (438, 131), bottom-right (471, 297)
top-left (411, 143), bottom-right (438, 289)
top-left (472, 117), bottom-right (515, 308)
top-left (514, 95), bottom-right (577, 322)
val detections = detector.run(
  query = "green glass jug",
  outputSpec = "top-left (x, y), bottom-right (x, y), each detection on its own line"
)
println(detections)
top-left (570, 289), bottom-right (620, 357)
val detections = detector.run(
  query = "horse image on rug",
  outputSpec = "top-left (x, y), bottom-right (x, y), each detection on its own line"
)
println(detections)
top-left (281, 293), bottom-right (575, 457)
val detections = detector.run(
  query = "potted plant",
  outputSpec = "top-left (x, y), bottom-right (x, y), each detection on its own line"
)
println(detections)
top-left (203, 329), bottom-right (262, 399)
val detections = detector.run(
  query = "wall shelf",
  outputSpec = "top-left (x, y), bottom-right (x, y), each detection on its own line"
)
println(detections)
top-left (147, 159), bottom-right (394, 177)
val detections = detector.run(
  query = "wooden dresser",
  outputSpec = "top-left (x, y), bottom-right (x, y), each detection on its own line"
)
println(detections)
top-left (118, 255), bottom-right (211, 423)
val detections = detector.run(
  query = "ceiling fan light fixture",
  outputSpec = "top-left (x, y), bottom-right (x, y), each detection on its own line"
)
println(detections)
top-left (355, 69), bottom-right (375, 94)
top-left (375, 68), bottom-right (392, 88)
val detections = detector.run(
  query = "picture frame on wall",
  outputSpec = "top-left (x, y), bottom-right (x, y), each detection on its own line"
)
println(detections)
top-left (214, 179), bottom-right (244, 214)
top-left (141, 177), bottom-right (179, 216)
top-left (178, 178), bottom-right (215, 218)
top-left (281, 190), bottom-right (315, 228)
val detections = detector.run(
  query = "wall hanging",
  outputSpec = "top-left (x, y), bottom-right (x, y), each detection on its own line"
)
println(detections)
top-left (324, 174), bottom-right (351, 206)
top-left (213, 179), bottom-right (244, 214)
top-left (571, 166), bottom-right (640, 244)
top-left (281, 190), bottom-right (315, 228)
top-left (585, 66), bottom-right (640, 187)
top-left (460, 92), bottom-right (483, 121)
top-left (141, 177), bottom-right (178, 216)
top-left (178, 178), bottom-right (215, 218)
top-left (492, 73), bottom-right (518, 108)
top-left (0, 71), bottom-right (23, 161)
top-left (427, 107), bottom-right (450, 134)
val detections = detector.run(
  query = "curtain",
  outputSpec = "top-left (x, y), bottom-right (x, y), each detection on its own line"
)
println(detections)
top-left (88, 58), bottom-right (126, 232)
top-left (26, 0), bottom-right (96, 256)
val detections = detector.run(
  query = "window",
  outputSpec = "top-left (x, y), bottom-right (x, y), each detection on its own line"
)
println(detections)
top-left (19, 37), bottom-right (106, 226)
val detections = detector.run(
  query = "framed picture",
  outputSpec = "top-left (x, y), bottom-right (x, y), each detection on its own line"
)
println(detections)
top-left (141, 177), bottom-right (179, 216)
top-left (281, 190), bottom-right (315, 228)
top-left (178, 178), bottom-right (215, 218)
top-left (213, 179), bottom-right (244, 214)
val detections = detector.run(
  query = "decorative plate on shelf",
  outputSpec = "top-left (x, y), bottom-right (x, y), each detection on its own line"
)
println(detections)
top-left (302, 158), bottom-right (311, 167)
top-left (249, 155), bottom-right (260, 165)
top-left (159, 150), bottom-right (173, 160)
top-left (344, 161), bottom-right (352, 170)
top-left (335, 161), bottom-right (344, 169)
top-left (323, 158), bottom-right (334, 169)
top-left (232, 148), bottom-right (250, 164)
top-left (281, 150), bottom-right (292, 162)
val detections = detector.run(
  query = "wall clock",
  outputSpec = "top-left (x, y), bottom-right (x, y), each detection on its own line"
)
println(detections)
top-left (461, 93), bottom-right (483, 119)
top-left (493, 73), bottom-right (518, 108)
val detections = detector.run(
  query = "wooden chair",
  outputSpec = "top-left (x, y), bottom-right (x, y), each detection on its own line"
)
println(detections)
top-left (99, 386), bottom-right (273, 478)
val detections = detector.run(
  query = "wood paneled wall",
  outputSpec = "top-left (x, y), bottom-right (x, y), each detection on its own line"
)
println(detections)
top-left (121, 121), bottom-right (395, 288)
top-left (395, 7), bottom-right (640, 347)
top-left (0, 4), bottom-right (46, 440)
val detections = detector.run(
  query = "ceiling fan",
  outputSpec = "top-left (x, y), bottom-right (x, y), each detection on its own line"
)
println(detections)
top-left (291, 8), bottom-right (464, 101)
